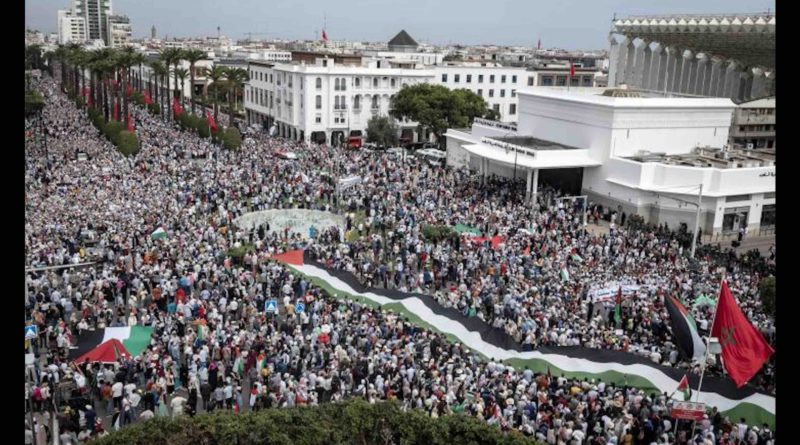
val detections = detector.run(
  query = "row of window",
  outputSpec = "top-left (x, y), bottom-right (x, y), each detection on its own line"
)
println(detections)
top-left (472, 88), bottom-right (516, 99)
top-left (738, 125), bottom-right (775, 132)
top-left (318, 76), bottom-right (400, 90)
top-left (316, 95), bottom-right (382, 110)
top-left (540, 75), bottom-right (594, 87)
top-left (441, 73), bottom-right (518, 84)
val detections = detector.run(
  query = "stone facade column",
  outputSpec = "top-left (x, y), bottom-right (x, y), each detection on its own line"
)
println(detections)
top-left (750, 68), bottom-right (766, 99)
top-left (764, 71), bottom-right (775, 96)
top-left (640, 43), bottom-right (653, 90)
top-left (741, 70), bottom-right (754, 102)
top-left (666, 47), bottom-right (680, 92)
top-left (631, 40), bottom-right (647, 88)
top-left (615, 37), bottom-right (631, 86)
top-left (686, 56), bottom-right (699, 95)
top-left (525, 169), bottom-right (533, 200)
top-left (699, 55), bottom-right (713, 96)
top-left (607, 34), bottom-right (620, 87)
top-left (678, 50), bottom-right (694, 93)
top-left (652, 44), bottom-right (666, 92)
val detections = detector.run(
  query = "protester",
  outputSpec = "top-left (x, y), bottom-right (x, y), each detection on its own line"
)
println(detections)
top-left (24, 72), bottom-right (776, 443)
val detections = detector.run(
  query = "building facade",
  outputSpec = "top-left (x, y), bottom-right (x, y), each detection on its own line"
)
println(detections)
top-left (445, 87), bottom-right (775, 235)
top-left (729, 96), bottom-right (775, 149)
top-left (433, 64), bottom-right (527, 123)
top-left (245, 57), bottom-right (435, 145)
top-left (106, 15), bottom-right (131, 48)
top-left (57, 9), bottom-right (87, 44)
top-left (73, 0), bottom-right (112, 43)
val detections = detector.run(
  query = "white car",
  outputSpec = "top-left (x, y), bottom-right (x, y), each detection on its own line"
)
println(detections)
top-left (416, 149), bottom-right (447, 167)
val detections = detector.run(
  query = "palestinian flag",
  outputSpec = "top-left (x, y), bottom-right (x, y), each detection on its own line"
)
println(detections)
top-left (614, 287), bottom-right (622, 326)
top-left (69, 327), bottom-right (154, 361)
top-left (676, 374), bottom-right (692, 401)
top-left (665, 295), bottom-right (707, 362)
top-left (151, 227), bottom-right (168, 240)
top-left (560, 265), bottom-right (570, 282)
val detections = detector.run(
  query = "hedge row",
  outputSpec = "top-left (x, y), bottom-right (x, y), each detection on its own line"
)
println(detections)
top-left (87, 106), bottom-right (140, 156)
top-left (91, 399), bottom-right (541, 445)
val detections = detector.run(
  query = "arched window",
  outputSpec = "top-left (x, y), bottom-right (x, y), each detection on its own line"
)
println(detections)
top-left (316, 77), bottom-right (322, 89)
top-left (334, 96), bottom-right (340, 109)
top-left (373, 78), bottom-right (378, 88)
top-left (315, 95), bottom-right (322, 109)
top-left (355, 77), bottom-right (361, 88)
top-left (354, 95), bottom-right (361, 109)
top-left (372, 96), bottom-right (379, 108)
top-left (391, 78), bottom-right (396, 88)
top-left (340, 78), bottom-right (346, 91)
top-left (334, 78), bottom-right (340, 91)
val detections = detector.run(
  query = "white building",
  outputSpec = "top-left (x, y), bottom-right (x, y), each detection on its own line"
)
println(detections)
top-left (106, 15), bottom-right (131, 48)
top-left (245, 57), bottom-right (435, 145)
top-left (73, 0), bottom-right (112, 43)
top-left (434, 63), bottom-right (527, 123)
top-left (445, 87), bottom-right (775, 235)
top-left (57, 9), bottom-right (87, 44)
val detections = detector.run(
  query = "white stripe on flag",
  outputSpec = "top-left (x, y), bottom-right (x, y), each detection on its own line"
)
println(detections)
top-left (101, 327), bottom-right (132, 344)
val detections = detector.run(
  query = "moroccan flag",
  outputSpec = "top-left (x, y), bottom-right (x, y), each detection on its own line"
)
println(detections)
top-left (113, 100), bottom-right (119, 121)
top-left (143, 90), bottom-right (154, 105)
top-left (126, 114), bottom-right (134, 132)
top-left (570, 62), bottom-right (576, 79)
top-left (172, 97), bottom-right (183, 117)
top-left (614, 287), bottom-right (622, 326)
top-left (711, 280), bottom-right (775, 388)
top-left (127, 84), bottom-right (132, 97)
top-left (665, 294), bottom-right (707, 363)
top-left (676, 374), bottom-right (692, 401)
top-left (322, 29), bottom-right (329, 42)
top-left (206, 110), bottom-right (218, 133)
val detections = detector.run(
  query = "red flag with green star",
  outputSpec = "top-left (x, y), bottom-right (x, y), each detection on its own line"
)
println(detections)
top-left (711, 280), bottom-right (774, 388)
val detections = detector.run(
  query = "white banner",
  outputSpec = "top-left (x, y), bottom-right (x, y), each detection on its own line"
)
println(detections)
top-left (590, 284), bottom-right (641, 302)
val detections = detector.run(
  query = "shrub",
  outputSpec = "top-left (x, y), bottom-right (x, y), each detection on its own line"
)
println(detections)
top-left (759, 275), bottom-right (775, 317)
top-left (222, 127), bottom-right (242, 150)
top-left (148, 103), bottom-right (160, 115)
top-left (75, 96), bottom-right (85, 108)
top-left (131, 91), bottom-right (145, 106)
top-left (90, 400), bottom-right (541, 445)
top-left (116, 131), bottom-right (139, 156)
top-left (103, 120), bottom-right (124, 145)
top-left (197, 122), bottom-right (211, 138)
top-left (24, 91), bottom-right (44, 116)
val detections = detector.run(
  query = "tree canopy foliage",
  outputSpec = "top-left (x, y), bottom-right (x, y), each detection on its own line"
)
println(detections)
top-left (389, 84), bottom-right (499, 141)
top-left (366, 115), bottom-right (399, 147)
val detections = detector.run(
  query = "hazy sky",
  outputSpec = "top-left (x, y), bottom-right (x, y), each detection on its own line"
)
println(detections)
top-left (27, 0), bottom-right (775, 49)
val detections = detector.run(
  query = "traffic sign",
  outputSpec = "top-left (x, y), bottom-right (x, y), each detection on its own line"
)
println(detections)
top-left (265, 300), bottom-right (278, 313)
top-left (671, 401), bottom-right (706, 420)
top-left (295, 302), bottom-right (305, 314)
top-left (24, 325), bottom-right (38, 340)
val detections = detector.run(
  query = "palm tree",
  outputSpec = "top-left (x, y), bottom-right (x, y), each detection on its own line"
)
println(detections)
top-left (183, 49), bottom-right (206, 114)
top-left (117, 48), bottom-right (136, 126)
top-left (54, 46), bottom-right (68, 88)
top-left (203, 65), bottom-right (226, 126)
top-left (131, 52), bottom-right (146, 92)
top-left (159, 48), bottom-right (177, 119)
top-left (174, 67), bottom-right (189, 109)
top-left (150, 61), bottom-right (168, 120)
top-left (223, 67), bottom-right (249, 128)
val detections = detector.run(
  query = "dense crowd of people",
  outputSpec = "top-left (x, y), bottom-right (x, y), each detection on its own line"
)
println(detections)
top-left (24, 73), bottom-right (775, 444)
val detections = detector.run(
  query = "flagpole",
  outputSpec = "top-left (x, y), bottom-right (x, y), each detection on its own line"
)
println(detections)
top-left (688, 276), bottom-right (725, 438)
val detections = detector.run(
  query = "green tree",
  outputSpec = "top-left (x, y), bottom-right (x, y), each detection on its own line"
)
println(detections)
top-left (365, 115), bottom-right (399, 147)
top-left (223, 67), bottom-right (249, 128)
top-left (759, 275), bottom-right (775, 317)
top-left (26, 44), bottom-right (43, 70)
top-left (174, 67), bottom-right (189, 108)
top-left (390, 84), bottom-right (497, 142)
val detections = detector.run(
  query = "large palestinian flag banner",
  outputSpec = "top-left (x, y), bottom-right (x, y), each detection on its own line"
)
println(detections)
top-left (69, 326), bottom-right (153, 361)
top-left (665, 294), bottom-right (707, 363)
top-left (271, 249), bottom-right (775, 426)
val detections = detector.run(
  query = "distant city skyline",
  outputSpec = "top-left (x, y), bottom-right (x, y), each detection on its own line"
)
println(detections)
top-left (27, 0), bottom-right (774, 49)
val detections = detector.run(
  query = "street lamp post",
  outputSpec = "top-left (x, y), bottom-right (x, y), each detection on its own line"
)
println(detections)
top-left (653, 184), bottom-right (704, 259)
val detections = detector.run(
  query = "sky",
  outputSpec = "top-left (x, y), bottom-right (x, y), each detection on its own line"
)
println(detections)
top-left (27, 0), bottom-right (775, 50)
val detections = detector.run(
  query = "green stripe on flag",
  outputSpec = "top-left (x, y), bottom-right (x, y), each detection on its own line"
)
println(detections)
top-left (122, 326), bottom-right (153, 357)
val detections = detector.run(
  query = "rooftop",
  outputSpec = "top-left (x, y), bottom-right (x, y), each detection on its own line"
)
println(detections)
top-left (488, 136), bottom-right (580, 151)
top-left (388, 30), bottom-right (418, 48)
top-left (625, 146), bottom-right (775, 169)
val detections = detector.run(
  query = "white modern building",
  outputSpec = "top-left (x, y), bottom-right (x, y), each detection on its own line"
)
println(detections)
top-left (57, 9), bottom-right (87, 44)
top-left (445, 87), bottom-right (775, 235)
top-left (106, 14), bottom-right (131, 48)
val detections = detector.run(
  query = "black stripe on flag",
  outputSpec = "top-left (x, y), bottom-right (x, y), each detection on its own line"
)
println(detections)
top-left (665, 295), bottom-right (702, 361)
top-left (68, 329), bottom-right (106, 361)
